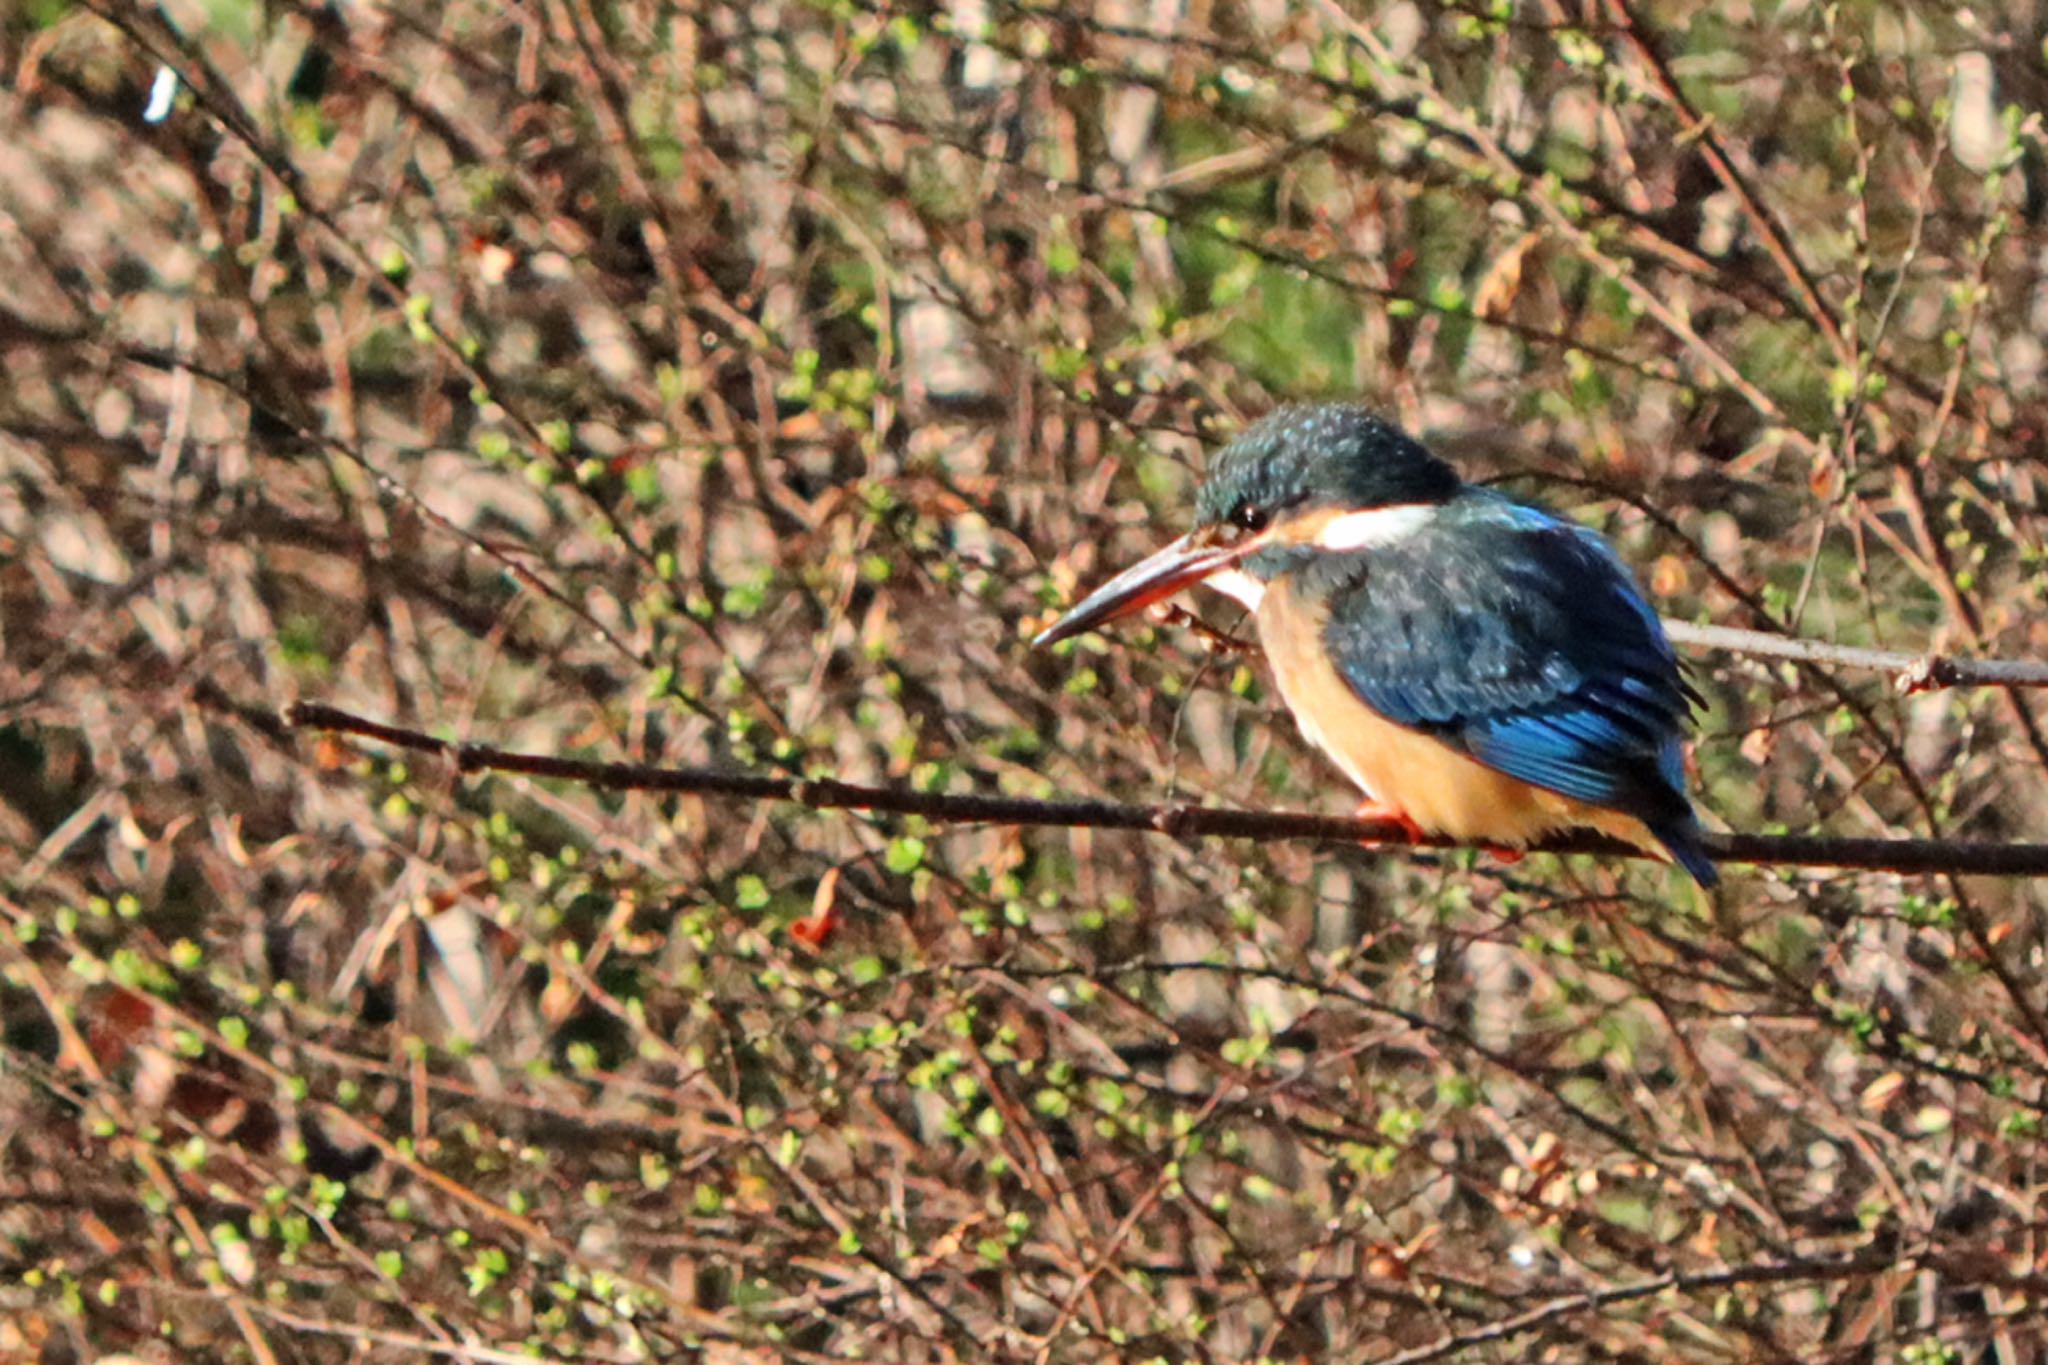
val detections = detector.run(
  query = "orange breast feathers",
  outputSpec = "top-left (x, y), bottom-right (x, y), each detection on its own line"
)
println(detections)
top-left (1254, 577), bottom-right (1665, 855)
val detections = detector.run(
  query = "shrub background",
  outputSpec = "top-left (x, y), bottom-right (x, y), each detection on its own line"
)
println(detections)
top-left (5, 1), bottom-right (2048, 1360)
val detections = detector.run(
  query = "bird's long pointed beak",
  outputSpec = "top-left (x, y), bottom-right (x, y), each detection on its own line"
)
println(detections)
top-left (1033, 532), bottom-right (1252, 648)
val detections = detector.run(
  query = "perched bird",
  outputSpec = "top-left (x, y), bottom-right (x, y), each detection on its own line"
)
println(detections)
top-left (1033, 404), bottom-right (1717, 886)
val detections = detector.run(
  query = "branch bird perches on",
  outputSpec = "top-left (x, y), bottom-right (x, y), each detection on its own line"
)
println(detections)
top-left (286, 703), bottom-right (2048, 880)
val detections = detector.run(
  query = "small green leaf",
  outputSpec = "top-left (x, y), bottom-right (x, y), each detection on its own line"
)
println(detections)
top-left (884, 837), bottom-right (926, 875)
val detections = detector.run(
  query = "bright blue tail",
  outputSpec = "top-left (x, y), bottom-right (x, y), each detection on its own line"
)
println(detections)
top-left (1650, 818), bottom-right (1718, 888)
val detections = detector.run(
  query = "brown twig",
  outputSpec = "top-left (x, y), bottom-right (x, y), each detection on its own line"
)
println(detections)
top-left (1312, 0), bottom-right (1818, 456)
top-left (1602, 0), bottom-right (1850, 367)
top-left (286, 703), bottom-right (2048, 878)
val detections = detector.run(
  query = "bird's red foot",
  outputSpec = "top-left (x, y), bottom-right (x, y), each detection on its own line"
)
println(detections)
top-left (1483, 845), bottom-right (1526, 865)
top-left (1353, 800), bottom-right (1425, 845)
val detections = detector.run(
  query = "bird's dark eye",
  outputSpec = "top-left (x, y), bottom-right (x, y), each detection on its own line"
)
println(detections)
top-left (1231, 503), bottom-right (1269, 533)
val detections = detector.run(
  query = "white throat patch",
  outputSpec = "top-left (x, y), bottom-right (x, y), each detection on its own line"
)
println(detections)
top-left (1312, 503), bottom-right (1437, 551)
top-left (1201, 567), bottom-right (1265, 611)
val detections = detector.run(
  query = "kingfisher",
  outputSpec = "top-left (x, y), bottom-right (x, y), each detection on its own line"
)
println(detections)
top-left (1033, 404), bottom-right (1717, 886)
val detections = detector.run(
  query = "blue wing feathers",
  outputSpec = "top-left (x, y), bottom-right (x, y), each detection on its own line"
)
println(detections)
top-left (1319, 490), bottom-right (1716, 885)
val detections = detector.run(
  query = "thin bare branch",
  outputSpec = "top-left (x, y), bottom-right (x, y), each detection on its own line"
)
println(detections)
top-left (1661, 620), bottom-right (2048, 693)
top-left (1139, 611), bottom-right (2048, 693)
top-left (287, 703), bottom-right (2048, 878)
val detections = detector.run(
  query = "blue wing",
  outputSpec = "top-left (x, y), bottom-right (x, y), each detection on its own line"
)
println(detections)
top-left (1313, 491), bottom-right (1716, 885)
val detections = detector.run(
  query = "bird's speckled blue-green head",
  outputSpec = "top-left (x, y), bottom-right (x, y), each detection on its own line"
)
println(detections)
top-left (1194, 404), bottom-right (1462, 535)
top-left (1032, 404), bottom-right (1466, 646)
